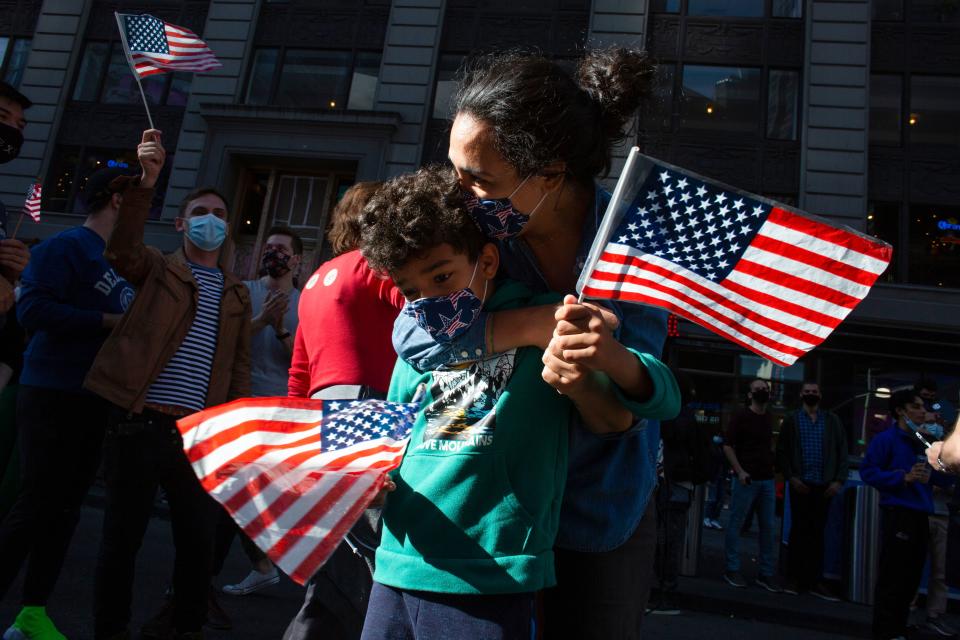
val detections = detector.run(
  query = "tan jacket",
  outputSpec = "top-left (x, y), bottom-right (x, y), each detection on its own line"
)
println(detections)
top-left (84, 184), bottom-right (251, 413)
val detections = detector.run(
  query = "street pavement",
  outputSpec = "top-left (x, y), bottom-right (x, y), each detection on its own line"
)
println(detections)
top-left (2, 497), bottom-right (957, 639)
top-left (0, 502), bottom-right (304, 639)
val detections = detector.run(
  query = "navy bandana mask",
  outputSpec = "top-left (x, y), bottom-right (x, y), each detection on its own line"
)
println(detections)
top-left (403, 262), bottom-right (487, 343)
top-left (461, 174), bottom-right (549, 241)
top-left (462, 191), bottom-right (528, 240)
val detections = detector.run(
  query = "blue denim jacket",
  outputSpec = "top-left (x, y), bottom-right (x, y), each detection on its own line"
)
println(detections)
top-left (393, 189), bottom-right (679, 552)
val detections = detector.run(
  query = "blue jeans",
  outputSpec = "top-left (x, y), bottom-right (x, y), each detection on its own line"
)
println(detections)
top-left (723, 478), bottom-right (777, 576)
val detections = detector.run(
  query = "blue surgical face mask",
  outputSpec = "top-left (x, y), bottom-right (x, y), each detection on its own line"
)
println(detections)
top-left (462, 174), bottom-right (549, 240)
top-left (403, 261), bottom-right (488, 343)
top-left (923, 422), bottom-right (945, 440)
top-left (185, 213), bottom-right (227, 251)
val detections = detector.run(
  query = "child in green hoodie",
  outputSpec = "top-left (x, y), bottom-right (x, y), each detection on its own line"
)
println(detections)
top-left (356, 166), bottom-right (637, 639)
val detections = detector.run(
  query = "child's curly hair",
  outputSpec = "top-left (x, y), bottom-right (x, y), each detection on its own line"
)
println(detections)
top-left (359, 165), bottom-right (487, 275)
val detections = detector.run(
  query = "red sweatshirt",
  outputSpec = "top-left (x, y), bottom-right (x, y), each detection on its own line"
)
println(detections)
top-left (288, 250), bottom-right (404, 398)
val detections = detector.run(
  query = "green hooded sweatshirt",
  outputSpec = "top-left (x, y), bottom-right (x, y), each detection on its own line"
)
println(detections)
top-left (375, 280), bottom-right (570, 594)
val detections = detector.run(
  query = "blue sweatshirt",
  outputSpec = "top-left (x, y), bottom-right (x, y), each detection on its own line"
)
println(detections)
top-left (18, 226), bottom-right (135, 391)
top-left (860, 425), bottom-right (953, 513)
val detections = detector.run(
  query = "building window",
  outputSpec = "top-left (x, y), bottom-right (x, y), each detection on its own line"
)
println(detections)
top-left (70, 41), bottom-right (192, 106)
top-left (872, 0), bottom-right (904, 20)
top-left (650, 0), bottom-right (680, 12)
top-left (243, 48), bottom-right (381, 109)
top-left (907, 204), bottom-right (960, 288)
top-left (867, 202), bottom-right (960, 288)
top-left (869, 74), bottom-right (902, 145)
top-left (866, 202), bottom-right (901, 282)
top-left (431, 55), bottom-right (461, 120)
top-left (347, 52), bottom-right (381, 110)
top-left (688, 0), bottom-right (764, 17)
top-left (681, 65), bottom-right (762, 134)
top-left (46, 146), bottom-right (173, 219)
top-left (772, 0), bottom-right (802, 18)
top-left (0, 37), bottom-right (31, 88)
top-left (767, 69), bottom-right (799, 140)
top-left (909, 75), bottom-right (960, 147)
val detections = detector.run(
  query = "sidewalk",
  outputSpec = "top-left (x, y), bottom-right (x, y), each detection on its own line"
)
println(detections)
top-left (672, 513), bottom-right (951, 639)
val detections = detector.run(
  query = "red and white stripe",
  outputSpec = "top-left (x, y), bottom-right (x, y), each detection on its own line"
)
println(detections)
top-left (23, 182), bottom-right (41, 222)
top-left (130, 22), bottom-right (221, 78)
top-left (177, 397), bottom-right (410, 585)
top-left (582, 206), bottom-right (892, 366)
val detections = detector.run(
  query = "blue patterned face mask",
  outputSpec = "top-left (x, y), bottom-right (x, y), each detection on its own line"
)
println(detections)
top-left (461, 174), bottom-right (549, 240)
top-left (403, 262), bottom-right (488, 343)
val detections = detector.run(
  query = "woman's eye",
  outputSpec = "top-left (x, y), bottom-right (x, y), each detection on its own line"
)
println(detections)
top-left (433, 273), bottom-right (452, 284)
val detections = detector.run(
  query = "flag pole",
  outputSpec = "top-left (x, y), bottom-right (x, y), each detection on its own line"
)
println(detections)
top-left (10, 212), bottom-right (24, 240)
top-left (114, 12), bottom-right (156, 130)
top-left (576, 146), bottom-right (642, 304)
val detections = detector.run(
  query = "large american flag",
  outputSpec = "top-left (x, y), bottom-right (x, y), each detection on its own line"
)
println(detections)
top-left (116, 13), bottom-right (221, 78)
top-left (177, 396), bottom-right (419, 585)
top-left (23, 182), bottom-right (41, 222)
top-left (578, 149), bottom-right (892, 366)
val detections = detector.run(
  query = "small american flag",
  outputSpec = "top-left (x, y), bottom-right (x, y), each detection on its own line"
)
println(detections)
top-left (578, 149), bottom-right (892, 367)
top-left (116, 13), bottom-right (221, 78)
top-left (177, 396), bottom-right (420, 585)
top-left (23, 182), bottom-right (41, 222)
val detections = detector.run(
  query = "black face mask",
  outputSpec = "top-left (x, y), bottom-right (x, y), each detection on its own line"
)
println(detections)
top-left (751, 389), bottom-right (770, 405)
top-left (260, 248), bottom-right (292, 278)
top-left (0, 123), bottom-right (24, 164)
top-left (801, 394), bottom-right (820, 407)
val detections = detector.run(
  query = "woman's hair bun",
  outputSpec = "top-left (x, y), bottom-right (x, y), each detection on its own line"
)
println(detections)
top-left (577, 47), bottom-right (655, 144)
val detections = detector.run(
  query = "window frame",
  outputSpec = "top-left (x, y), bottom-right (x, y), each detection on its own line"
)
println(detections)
top-left (242, 46), bottom-right (382, 109)
top-left (0, 36), bottom-right (31, 87)
top-left (659, 62), bottom-right (802, 141)
top-left (658, 0), bottom-right (803, 19)
top-left (69, 40), bottom-right (186, 107)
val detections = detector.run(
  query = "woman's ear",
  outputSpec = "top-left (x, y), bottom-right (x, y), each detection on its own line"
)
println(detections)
top-left (479, 242), bottom-right (499, 280)
top-left (539, 161), bottom-right (567, 190)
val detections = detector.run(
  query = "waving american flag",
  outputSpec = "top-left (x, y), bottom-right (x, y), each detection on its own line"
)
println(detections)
top-left (115, 13), bottom-right (221, 78)
top-left (23, 182), bottom-right (41, 222)
top-left (578, 149), bottom-right (892, 366)
top-left (177, 396), bottom-right (420, 585)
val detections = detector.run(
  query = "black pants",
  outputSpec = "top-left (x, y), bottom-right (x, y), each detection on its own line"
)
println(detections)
top-left (0, 385), bottom-right (107, 605)
top-left (654, 482), bottom-right (691, 594)
top-left (94, 407), bottom-right (218, 638)
top-left (213, 508), bottom-right (268, 577)
top-left (872, 506), bottom-right (929, 640)
top-left (542, 498), bottom-right (657, 640)
top-left (786, 483), bottom-right (831, 590)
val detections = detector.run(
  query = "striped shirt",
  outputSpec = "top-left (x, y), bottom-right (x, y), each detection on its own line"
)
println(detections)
top-left (797, 409), bottom-right (825, 484)
top-left (145, 263), bottom-right (223, 412)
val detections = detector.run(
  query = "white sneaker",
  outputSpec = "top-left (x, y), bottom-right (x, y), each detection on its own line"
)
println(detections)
top-left (222, 567), bottom-right (280, 596)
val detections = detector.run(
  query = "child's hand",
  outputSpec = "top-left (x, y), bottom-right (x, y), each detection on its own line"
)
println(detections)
top-left (369, 477), bottom-right (397, 508)
top-left (552, 295), bottom-right (622, 375)
top-left (541, 335), bottom-right (595, 397)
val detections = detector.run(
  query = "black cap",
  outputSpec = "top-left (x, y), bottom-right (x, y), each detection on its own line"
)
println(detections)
top-left (80, 167), bottom-right (135, 212)
top-left (0, 81), bottom-right (31, 110)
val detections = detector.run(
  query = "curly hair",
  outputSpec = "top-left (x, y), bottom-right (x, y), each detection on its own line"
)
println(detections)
top-left (359, 165), bottom-right (486, 275)
top-left (454, 47), bottom-right (655, 185)
top-left (327, 181), bottom-right (382, 256)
